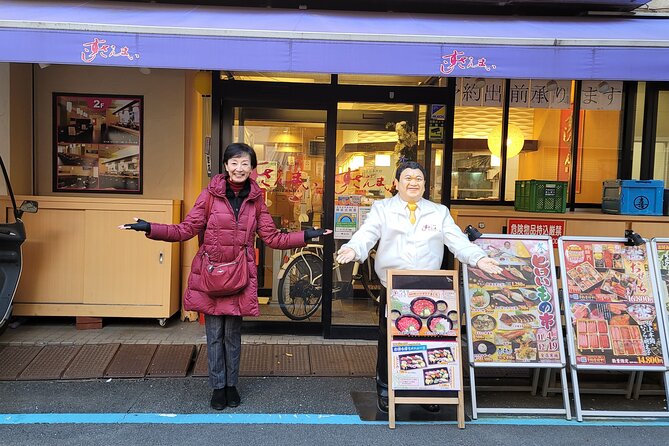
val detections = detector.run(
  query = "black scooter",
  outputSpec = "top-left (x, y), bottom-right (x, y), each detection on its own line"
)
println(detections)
top-left (0, 155), bottom-right (37, 335)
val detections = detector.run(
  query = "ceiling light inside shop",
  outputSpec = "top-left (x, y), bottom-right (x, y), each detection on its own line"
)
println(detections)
top-left (269, 127), bottom-right (302, 152)
top-left (350, 155), bottom-right (365, 170)
top-left (375, 154), bottom-right (391, 166)
top-left (487, 124), bottom-right (525, 159)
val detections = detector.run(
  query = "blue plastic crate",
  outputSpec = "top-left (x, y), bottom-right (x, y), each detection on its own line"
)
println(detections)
top-left (602, 180), bottom-right (664, 215)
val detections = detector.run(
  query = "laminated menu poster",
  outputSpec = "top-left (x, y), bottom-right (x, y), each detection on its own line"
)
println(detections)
top-left (389, 289), bottom-right (458, 337)
top-left (560, 239), bottom-right (665, 367)
top-left (653, 240), bottom-right (669, 314)
top-left (391, 340), bottom-right (461, 390)
top-left (464, 236), bottom-right (563, 365)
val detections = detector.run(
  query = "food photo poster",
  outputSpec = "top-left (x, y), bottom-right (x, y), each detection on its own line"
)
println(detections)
top-left (560, 239), bottom-right (665, 367)
top-left (391, 340), bottom-right (461, 391)
top-left (465, 237), bottom-right (564, 365)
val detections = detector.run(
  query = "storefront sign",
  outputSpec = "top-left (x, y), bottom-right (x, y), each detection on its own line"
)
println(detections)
top-left (559, 239), bottom-right (666, 367)
top-left (580, 81), bottom-right (623, 111)
top-left (439, 49), bottom-right (497, 75)
top-left (465, 236), bottom-right (564, 365)
top-left (508, 219), bottom-right (566, 247)
top-left (80, 37), bottom-right (140, 63)
top-left (53, 93), bottom-right (143, 193)
top-left (459, 78), bottom-right (571, 109)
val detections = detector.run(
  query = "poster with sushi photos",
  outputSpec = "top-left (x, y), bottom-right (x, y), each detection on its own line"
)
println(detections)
top-left (391, 340), bottom-right (461, 390)
top-left (463, 235), bottom-right (566, 366)
top-left (559, 237), bottom-right (668, 369)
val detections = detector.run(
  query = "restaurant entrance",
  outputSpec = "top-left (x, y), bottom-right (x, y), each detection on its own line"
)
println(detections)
top-left (217, 77), bottom-right (450, 338)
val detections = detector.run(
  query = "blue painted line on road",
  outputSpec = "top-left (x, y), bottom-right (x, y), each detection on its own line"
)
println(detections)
top-left (3, 413), bottom-right (669, 426)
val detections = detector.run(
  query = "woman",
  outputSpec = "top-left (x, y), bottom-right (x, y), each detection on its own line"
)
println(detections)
top-left (120, 143), bottom-right (331, 410)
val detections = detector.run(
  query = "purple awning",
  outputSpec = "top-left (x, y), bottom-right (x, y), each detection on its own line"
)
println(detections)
top-left (1, 0), bottom-right (668, 80)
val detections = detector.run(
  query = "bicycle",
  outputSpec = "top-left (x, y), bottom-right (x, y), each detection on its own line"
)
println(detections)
top-left (276, 244), bottom-right (380, 321)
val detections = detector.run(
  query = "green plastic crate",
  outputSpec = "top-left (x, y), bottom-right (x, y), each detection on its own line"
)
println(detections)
top-left (514, 180), bottom-right (567, 213)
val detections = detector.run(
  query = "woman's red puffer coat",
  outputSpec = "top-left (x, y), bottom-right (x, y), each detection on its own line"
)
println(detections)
top-left (148, 174), bottom-right (306, 316)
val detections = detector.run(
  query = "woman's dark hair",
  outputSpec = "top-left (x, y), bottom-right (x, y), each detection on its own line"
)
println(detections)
top-left (223, 143), bottom-right (257, 169)
top-left (395, 161), bottom-right (426, 180)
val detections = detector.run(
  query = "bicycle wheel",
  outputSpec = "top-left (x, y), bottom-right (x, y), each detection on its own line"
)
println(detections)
top-left (359, 251), bottom-right (381, 303)
top-left (277, 252), bottom-right (323, 321)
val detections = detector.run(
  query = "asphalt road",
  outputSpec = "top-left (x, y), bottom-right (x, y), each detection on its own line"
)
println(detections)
top-left (1, 377), bottom-right (667, 446)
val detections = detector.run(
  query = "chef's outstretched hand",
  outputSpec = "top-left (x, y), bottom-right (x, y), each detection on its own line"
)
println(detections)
top-left (118, 217), bottom-right (151, 233)
top-left (476, 256), bottom-right (502, 275)
top-left (336, 247), bottom-right (356, 265)
top-left (303, 227), bottom-right (333, 242)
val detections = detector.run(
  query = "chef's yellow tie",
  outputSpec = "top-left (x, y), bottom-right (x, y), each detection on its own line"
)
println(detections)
top-left (407, 202), bottom-right (417, 224)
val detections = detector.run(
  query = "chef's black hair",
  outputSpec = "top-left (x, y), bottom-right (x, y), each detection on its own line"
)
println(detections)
top-left (395, 161), bottom-right (426, 181)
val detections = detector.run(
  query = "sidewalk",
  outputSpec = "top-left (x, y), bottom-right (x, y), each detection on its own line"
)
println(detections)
top-left (0, 316), bottom-right (378, 382)
top-left (0, 316), bottom-right (376, 347)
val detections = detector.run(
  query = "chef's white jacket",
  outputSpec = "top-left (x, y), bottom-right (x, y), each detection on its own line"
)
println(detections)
top-left (342, 194), bottom-right (486, 287)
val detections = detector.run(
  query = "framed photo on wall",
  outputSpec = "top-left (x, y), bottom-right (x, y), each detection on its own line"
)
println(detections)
top-left (53, 93), bottom-right (143, 193)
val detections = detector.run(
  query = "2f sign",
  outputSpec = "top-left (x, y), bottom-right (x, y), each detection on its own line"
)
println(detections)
top-left (85, 97), bottom-right (109, 112)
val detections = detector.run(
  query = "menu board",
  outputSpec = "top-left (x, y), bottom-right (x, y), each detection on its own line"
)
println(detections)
top-left (389, 289), bottom-right (458, 337)
top-left (464, 235), bottom-right (564, 365)
top-left (391, 340), bottom-right (460, 390)
top-left (559, 238), bottom-right (666, 368)
top-left (387, 271), bottom-right (465, 428)
top-left (653, 239), bottom-right (669, 306)
top-left (651, 239), bottom-right (669, 335)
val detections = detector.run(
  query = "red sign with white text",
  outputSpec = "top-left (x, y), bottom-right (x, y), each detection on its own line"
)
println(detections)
top-left (508, 219), bottom-right (566, 247)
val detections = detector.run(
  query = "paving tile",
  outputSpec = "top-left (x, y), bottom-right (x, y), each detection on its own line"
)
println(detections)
top-left (0, 346), bottom-right (43, 380)
top-left (146, 344), bottom-right (195, 378)
top-left (343, 345), bottom-right (377, 377)
top-left (62, 344), bottom-right (120, 379)
top-left (272, 345), bottom-right (310, 376)
top-left (309, 345), bottom-right (350, 376)
top-left (17, 345), bottom-right (82, 380)
top-left (240, 345), bottom-right (275, 376)
top-left (104, 344), bottom-right (158, 378)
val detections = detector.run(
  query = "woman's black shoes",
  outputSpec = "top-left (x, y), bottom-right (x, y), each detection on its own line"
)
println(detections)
top-left (210, 389), bottom-right (227, 410)
top-left (225, 386), bottom-right (241, 407)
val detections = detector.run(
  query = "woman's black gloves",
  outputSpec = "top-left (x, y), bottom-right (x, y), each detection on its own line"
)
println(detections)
top-left (123, 219), bottom-right (151, 233)
top-left (304, 227), bottom-right (327, 241)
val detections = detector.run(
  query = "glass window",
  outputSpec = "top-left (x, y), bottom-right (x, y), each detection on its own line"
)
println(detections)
top-left (332, 102), bottom-right (426, 327)
top-left (224, 71), bottom-right (331, 84)
top-left (453, 94), bottom-right (503, 201)
top-left (453, 78), bottom-right (577, 203)
top-left (632, 83), bottom-right (669, 184)
top-left (632, 82), bottom-right (645, 178)
top-left (575, 81), bottom-right (624, 204)
top-left (653, 90), bottom-right (669, 183)
top-left (338, 74), bottom-right (439, 87)
top-left (510, 106), bottom-right (572, 201)
top-left (232, 107), bottom-right (327, 323)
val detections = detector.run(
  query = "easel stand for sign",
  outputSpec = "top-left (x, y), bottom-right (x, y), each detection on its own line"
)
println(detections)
top-left (464, 235), bottom-right (571, 420)
top-left (559, 236), bottom-right (669, 421)
top-left (469, 364), bottom-right (571, 419)
top-left (387, 270), bottom-right (466, 429)
top-left (570, 366), bottom-right (669, 420)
